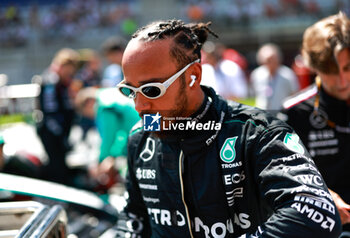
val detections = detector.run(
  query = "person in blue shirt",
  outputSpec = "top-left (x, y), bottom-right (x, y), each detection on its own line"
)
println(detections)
top-left (101, 37), bottom-right (127, 88)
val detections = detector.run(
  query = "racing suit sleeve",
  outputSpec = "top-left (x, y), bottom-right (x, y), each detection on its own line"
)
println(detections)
top-left (115, 134), bottom-right (151, 238)
top-left (243, 126), bottom-right (342, 237)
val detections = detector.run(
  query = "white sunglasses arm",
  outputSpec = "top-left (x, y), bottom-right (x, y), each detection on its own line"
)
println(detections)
top-left (163, 59), bottom-right (200, 88)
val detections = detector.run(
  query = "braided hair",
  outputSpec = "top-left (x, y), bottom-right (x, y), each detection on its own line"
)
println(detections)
top-left (132, 19), bottom-right (218, 68)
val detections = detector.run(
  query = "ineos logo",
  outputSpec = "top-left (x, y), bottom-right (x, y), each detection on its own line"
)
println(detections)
top-left (224, 171), bottom-right (245, 185)
top-left (140, 138), bottom-right (155, 162)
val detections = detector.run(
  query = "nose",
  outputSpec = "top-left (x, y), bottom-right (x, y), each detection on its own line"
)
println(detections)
top-left (134, 92), bottom-right (151, 113)
top-left (338, 73), bottom-right (348, 88)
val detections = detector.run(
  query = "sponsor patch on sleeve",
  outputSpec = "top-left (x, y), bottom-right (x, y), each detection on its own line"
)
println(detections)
top-left (283, 133), bottom-right (305, 155)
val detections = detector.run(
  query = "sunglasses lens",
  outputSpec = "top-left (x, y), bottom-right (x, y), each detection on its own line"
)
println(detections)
top-left (142, 86), bottom-right (161, 98)
top-left (119, 87), bottom-right (134, 97)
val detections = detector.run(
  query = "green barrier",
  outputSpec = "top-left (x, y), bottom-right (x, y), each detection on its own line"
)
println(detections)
top-left (0, 114), bottom-right (34, 126)
top-left (235, 97), bottom-right (256, 107)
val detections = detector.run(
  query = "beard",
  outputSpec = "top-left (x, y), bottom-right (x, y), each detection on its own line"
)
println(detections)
top-left (169, 86), bottom-right (188, 118)
top-left (154, 84), bottom-right (189, 138)
top-left (153, 77), bottom-right (189, 138)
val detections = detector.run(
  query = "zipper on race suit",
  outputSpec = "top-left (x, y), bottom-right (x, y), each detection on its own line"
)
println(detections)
top-left (179, 150), bottom-right (194, 238)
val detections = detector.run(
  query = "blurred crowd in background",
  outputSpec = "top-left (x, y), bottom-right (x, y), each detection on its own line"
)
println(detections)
top-left (0, 0), bottom-right (139, 47)
top-left (0, 0), bottom-right (349, 47)
top-left (183, 0), bottom-right (349, 23)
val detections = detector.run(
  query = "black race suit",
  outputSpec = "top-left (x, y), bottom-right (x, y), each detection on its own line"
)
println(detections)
top-left (36, 69), bottom-right (75, 184)
top-left (120, 86), bottom-right (341, 238)
top-left (281, 84), bottom-right (350, 233)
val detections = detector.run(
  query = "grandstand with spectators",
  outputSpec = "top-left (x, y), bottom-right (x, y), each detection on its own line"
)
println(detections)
top-left (0, 0), bottom-right (349, 85)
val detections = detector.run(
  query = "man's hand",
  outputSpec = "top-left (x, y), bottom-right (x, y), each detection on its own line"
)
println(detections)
top-left (329, 189), bottom-right (350, 224)
top-left (89, 157), bottom-right (119, 190)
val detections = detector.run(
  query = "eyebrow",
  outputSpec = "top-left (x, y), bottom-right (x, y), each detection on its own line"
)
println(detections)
top-left (342, 62), bottom-right (350, 69)
top-left (125, 77), bottom-right (167, 87)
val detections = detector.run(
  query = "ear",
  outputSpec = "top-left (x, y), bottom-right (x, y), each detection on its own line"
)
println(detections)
top-left (187, 62), bottom-right (202, 88)
top-left (189, 75), bottom-right (196, 87)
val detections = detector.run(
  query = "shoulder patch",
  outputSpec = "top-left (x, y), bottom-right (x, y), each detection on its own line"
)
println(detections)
top-left (283, 133), bottom-right (305, 154)
top-left (283, 85), bottom-right (317, 109)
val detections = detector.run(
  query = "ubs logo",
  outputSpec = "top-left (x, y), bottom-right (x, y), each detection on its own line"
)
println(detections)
top-left (136, 168), bottom-right (156, 180)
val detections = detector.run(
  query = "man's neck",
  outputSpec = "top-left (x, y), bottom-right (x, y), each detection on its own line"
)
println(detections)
top-left (186, 89), bottom-right (205, 117)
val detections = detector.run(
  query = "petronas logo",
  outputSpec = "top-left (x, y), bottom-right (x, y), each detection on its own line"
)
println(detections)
top-left (284, 133), bottom-right (305, 155)
top-left (220, 137), bottom-right (238, 163)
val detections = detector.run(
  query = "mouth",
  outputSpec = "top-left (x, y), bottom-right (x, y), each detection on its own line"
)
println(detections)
top-left (139, 111), bottom-right (153, 118)
top-left (337, 86), bottom-right (350, 93)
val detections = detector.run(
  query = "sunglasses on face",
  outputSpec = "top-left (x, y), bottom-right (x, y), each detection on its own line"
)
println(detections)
top-left (117, 59), bottom-right (200, 99)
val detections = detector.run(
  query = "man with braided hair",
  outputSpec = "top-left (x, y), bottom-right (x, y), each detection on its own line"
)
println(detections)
top-left (281, 12), bottom-right (350, 236)
top-left (115, 19), bottom-right (341, 237)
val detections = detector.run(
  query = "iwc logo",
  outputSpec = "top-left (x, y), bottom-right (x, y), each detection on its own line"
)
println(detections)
top-left (309, 109), bottom-right (328, 129)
